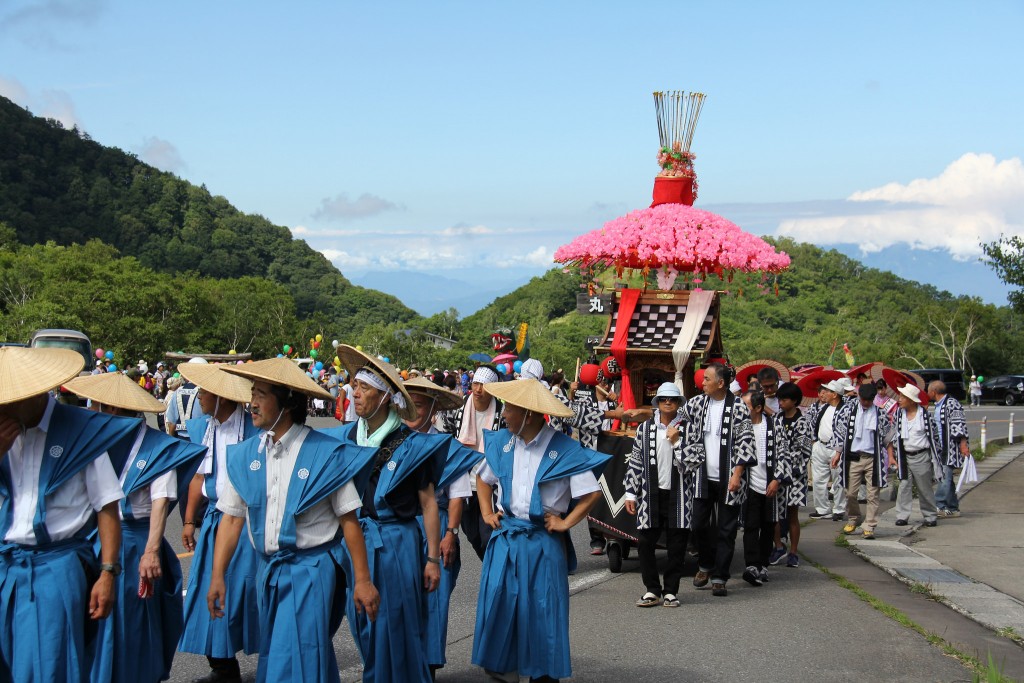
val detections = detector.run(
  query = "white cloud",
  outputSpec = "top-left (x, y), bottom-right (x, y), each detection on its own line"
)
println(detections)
top-left (776, 153), bottom-right (1024, 260)
top-left (439, 224), bottom-right (493, 236)
top-left (312, 192), bottom-right (400, 221)
top-left (0, 76), bottom-right (29, 105)
top-left (136, 136), bottom-right (186, 173)
top-left (306, 224), bottom-right (559, 273)
top-left (0, 74), bottom-right (81, 129)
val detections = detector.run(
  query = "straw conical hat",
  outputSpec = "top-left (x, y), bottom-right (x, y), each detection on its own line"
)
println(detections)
top-left (221, 357), bottom-right (331, 400)
top-left (484, 378), bottom-right (573, 418)
top-left (335, 344), bottom-right (416, 421)
top-left (403, 376), bottom-right (464, 412)
top-left (177, 363), bottom-right (253, 404)
top-left (65, 372), bottom-right (166, 413)
top-left (0, 347), bottom-right (85, 405)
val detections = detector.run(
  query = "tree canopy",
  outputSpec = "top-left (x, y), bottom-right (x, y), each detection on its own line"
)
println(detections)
top-left (0, 95), bottom-right (417, 334)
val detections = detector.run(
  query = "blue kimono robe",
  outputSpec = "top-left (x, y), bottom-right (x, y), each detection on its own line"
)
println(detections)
top-left (179, 412), bottom-right (262, 658)
top-left (91, 424), bottom-right (206, 683)
top-left (0, 403), bottom-right (139, 683)
top-left (225, 429), bottom-right (377, 683)
top-left (471, 428), bottom-right (610, 680)
top-left (324, 422), bottom-right (448, 683)
top-left (419, 436), bottom-right (480, 667)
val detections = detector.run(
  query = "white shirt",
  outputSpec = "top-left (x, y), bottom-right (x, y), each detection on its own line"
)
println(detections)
top-left (118, 425), bottom-right (177, 519)
top-left (816, 404), bottom-right (837, 443)
top-left (2, 396), bottom-right (124, 545)
top-left (654, 421), bottom-right (675, 491)
top-left (343, 384), bottom-right (357, 422)
top-left (218, 424), bottom-right (361, 554)
top-left (425, 425), bottom-right (472, 499)
top-left (199, 405), bottom-right (247, 500)
top-left (749, 420), bottom-right (769, 495)
top-left (478, 425), bottom-right (599, 520)
top-left (764, 395), bottom-right (780, 415)
top-left (900, 408), bottom-right (931, 452)
top-left (703, 398), bottom-right (726, 481)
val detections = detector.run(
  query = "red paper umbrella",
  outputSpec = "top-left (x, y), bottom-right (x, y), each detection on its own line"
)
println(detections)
top-left (789, 364), bottom-right (823, 382)
top-left (795, 369), bottom-right (846, 400)
top-left (845, 362), bottom-right (879, 381)
top-left (735, 359), bottom-right (791, 392)
top-left (870, 364), bottom-right (919, 393)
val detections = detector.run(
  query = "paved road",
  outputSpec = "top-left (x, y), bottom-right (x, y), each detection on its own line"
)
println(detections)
top-left (161, 414), bottom-right (979, 682)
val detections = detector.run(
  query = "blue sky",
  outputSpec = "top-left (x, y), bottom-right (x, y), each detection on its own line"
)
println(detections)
top-left (2, 1), bottom-right (1022, 314)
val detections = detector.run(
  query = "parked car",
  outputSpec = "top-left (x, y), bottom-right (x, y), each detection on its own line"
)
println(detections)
top-left (29, 328), bottom-right (92, 367)
top-left (912, 368), bottom-right (966, 402)
top-left (29, 329), bottom-right (92, 405)
top-left (981, 375), bottom-right (1024, 405)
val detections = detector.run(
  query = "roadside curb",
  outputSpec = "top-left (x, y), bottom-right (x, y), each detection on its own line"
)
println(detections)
top-left (845, 444), bottom-right (1024, 639)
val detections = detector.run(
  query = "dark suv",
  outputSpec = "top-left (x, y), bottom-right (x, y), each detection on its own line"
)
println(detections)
top-left (981, 375), bottom-right (1024, 405)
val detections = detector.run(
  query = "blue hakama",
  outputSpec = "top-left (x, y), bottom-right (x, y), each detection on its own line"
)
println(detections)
top-left (90, 520), bottom-right (183, 682)
top-left (470, 428), bottom-right (611, 681)
top-left (225, 429), bottom-right (377, 683)
top-left (178, 507), bottom-right (261, 657)
top-left (421, 507), bottom-right (458, 667)
top-left (0, 539), bottom-right (95, 683)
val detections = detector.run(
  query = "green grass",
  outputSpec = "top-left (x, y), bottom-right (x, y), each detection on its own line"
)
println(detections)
top-left (995, 626), bottom-right (1023, 645)
top-left (974, 441), bottom-right (1005, 464)
top-left (834, 533), bottom-right (850, 548)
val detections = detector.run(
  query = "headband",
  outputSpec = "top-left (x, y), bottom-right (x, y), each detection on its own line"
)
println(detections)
top-left (472, 367), bottom-right (499, 385)
top-left (355, 367), bottom-right (407, 410)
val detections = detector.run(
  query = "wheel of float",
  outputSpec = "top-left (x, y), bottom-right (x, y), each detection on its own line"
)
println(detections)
top-left (607, 542), bottom-right (623, 573)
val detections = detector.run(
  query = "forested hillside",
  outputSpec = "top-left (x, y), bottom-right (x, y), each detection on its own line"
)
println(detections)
top-left (369, 239), bottom-right (1024, 377)
top-left (0, 95), bottom-right (416, 331)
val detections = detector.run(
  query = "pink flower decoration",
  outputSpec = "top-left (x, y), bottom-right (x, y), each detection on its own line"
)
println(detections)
top-left (553, 203), bottom-right (790, 277)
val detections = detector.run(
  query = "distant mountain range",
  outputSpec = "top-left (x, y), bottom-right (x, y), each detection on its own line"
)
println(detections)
top-left (351, 269), bottom-right (538, 317)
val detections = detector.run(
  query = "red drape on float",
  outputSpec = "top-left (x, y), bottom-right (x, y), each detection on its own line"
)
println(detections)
top-left (610, 288), bottom-right (641, 430)
top-left (651, 176), bottom-right (695, 207)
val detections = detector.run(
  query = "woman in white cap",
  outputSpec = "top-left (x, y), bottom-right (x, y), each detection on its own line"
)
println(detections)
top-left (472, 378), bottom-right (610, 683)
top-left (65, 372), bottom-right (208, 683)
top-left (624, 381), bottom-right (690, 608)
top-left (177, 362), bottom-right (261, 683)
top-left (322, 345), bottom-right (448, 683)
top-left (892, 384), bottom-right (941, 528)
top-left (205, 358), bottom-right (381, 683)
top-left (0, 347), bottom-right (140, 681)
top-left (403, 377), bottom-right (480, 678)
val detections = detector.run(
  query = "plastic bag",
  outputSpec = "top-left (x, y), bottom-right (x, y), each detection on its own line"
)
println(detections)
top-left (956, 455), bottom-right (979, 493)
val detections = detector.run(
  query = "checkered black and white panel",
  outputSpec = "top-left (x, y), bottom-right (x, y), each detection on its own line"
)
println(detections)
top-left (604, 304), bottom-right (715, 350)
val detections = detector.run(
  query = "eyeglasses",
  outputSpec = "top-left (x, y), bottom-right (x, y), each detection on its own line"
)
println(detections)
top-left (658, 397), bottom-right (681, 404)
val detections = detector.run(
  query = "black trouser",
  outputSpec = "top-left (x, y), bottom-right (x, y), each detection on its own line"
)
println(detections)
top-left (461, 494), bottom-right (493, 561)
top-left (742, 490), bottom-right (775, 568)
top-left (638, 488), bottom-right (689, 596)
top-left (693, 480), bottom-right (742, 583)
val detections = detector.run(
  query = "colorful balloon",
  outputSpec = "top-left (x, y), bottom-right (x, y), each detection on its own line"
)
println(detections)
top-left (283, 344), bottom-right (291, 354)
top-left (107, 364), bottom-right (117, 372)
top-left (496, 363), bottom-right (507, 374)
top-left (105, 350), bottom-right (114, 360)
top-left (315, 334), bottom-right (323, 342)
top-left (310, 350), bottom-right (319, 359)
top-left (95, 348), bottom-right (104, 359)
top-left (228, 349), bottom-right (237, 355)
top-left (332, 340), bottom-right (339, 349)
top-left (513, 360), bottom-right (523, 373)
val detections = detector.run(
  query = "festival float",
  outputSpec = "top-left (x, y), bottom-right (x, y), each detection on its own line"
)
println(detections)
top-left (553, 91), bottom-right (791, 571)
